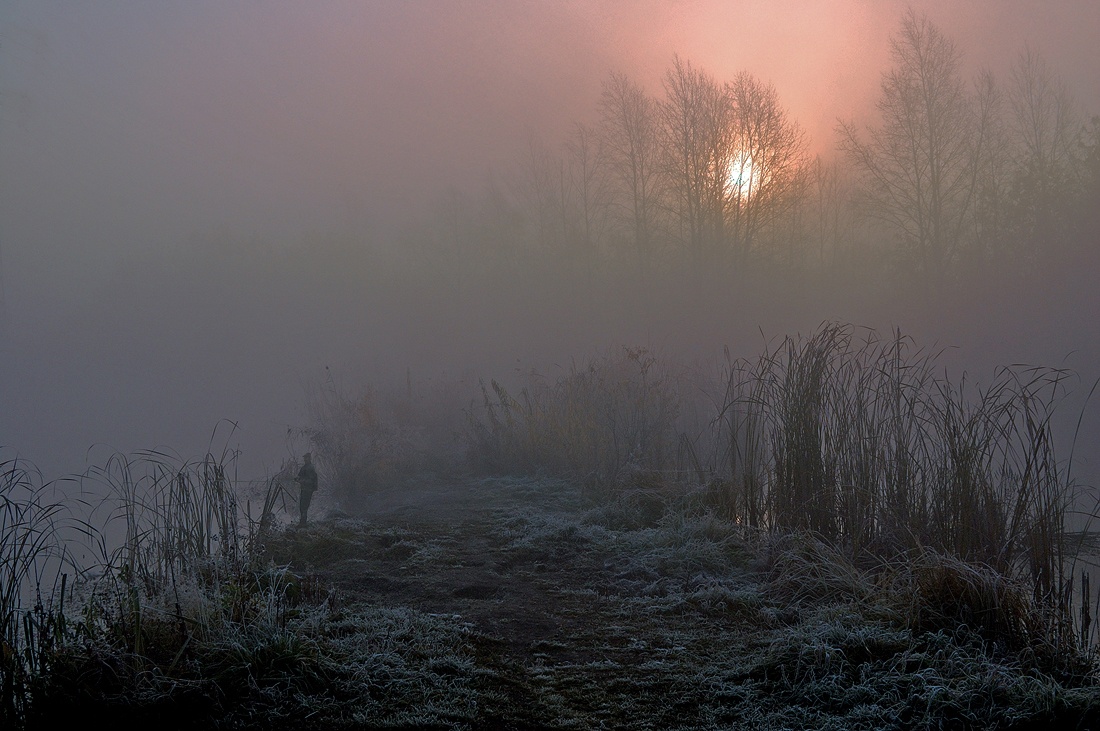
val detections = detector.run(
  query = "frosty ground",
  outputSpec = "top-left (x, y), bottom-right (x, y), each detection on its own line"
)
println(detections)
top-left (250, 474), bottom-right (1100, 730)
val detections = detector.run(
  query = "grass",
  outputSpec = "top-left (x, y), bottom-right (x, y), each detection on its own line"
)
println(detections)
top-left (0, 441), bottom-right (342, 727)
top-left (465, 346), bottom-right (681, 494)
top-left (297, 368), bottom-right (465, 513)
top-left (461, 323), bottom-right (1096, 668)
top-left (711, 323), bottom-right (1092, 663)
top-left (2, 322), bottom-right (1097, 727)
top-left (259, 478), bottom-right (1100, 729)
top-left (0, 456), bottom-right (73, 723)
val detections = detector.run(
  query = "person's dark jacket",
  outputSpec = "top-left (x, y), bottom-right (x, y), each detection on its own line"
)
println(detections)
top-left (297, 462), bottom-right (319, 493)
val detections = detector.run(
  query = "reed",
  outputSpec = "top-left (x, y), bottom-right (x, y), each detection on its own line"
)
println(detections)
top-left (298, 375), bottom-right (432, 512)
top-left (466, 346), bottom-right (681, 494)
top-left (0, 457), bottom-right (75, 723)
top-left (713, 322), bottom-right (1089, 658)
top-left (0, 439), bottom-right (325, 725)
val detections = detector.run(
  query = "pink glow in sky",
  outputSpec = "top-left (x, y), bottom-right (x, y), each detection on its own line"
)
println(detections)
top-left (3, 0), bottom-right (1097, 254)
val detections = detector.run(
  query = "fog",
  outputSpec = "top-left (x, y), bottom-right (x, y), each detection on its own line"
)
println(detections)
top-left (1, 0), bottom-right (1098, 486)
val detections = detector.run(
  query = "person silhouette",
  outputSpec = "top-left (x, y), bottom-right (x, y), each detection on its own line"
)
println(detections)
top-left (295, 452), bottom-right (319, 527)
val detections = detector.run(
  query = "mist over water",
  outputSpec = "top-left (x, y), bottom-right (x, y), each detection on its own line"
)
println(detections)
top-left (1, 0), bottom-right (1098, 495)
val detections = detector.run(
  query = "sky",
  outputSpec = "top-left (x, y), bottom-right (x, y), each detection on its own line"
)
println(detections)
top-left (1, 0), bottom-right (1098, 480)
top-left (3, 1), bottom-right (1097, 265)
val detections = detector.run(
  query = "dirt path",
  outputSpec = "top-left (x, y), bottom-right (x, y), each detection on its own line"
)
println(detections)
top-left (273, 476), bottom-right (618, 658)
top-left (261, 475), bottom-right (1100, 730)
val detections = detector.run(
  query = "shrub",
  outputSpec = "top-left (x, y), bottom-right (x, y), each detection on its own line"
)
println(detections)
top-left (466, 346), bottom-right (681, 494)
top-left (298, 375), bottom-right (435, 512)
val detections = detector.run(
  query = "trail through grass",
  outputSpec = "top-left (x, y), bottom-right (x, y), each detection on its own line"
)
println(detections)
top-left (253, 475), bottom-right (1100, 730)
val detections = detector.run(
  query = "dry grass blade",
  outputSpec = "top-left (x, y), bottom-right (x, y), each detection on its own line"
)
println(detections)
top-left (0, 457), bottom-right (75, 723)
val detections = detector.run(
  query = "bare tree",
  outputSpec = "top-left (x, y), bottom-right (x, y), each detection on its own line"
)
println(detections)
top-left (725, 72), bottom-right (808, 265)
top-left (660, 56), bottom-right (733, 267)
top-left (522, 133), bottom-right (568, 255)
top-left (564, 122), bottom-right (612, 256)
top-left (599, 72), bottom-right (663, 269)
top-left (839, 10), bottom-right (987, 285)
top-left (1006, 48), bottom-right (1080, 260)
top-left (808, 155), bottom-right (857, 268)
top-left (967, 70), bottom-right (1012, 272)
top-left (1010, 49), bottom-right (1078, 189)
top-left (1077, 117), bottom-right (1100, 252)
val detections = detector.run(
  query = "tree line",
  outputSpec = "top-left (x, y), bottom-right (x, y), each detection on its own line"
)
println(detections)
top-left (412, 10), bottom-right (1099, 294)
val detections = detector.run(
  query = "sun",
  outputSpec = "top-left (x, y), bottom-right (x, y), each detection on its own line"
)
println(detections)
top-left (727, 151), bottom-right (761, 199)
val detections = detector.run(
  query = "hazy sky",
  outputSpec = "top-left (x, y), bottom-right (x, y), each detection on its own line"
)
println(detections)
top-left (1, 1), bottom-right (1098, 479)
top-left (3, 1), bottom-right (1097, 271)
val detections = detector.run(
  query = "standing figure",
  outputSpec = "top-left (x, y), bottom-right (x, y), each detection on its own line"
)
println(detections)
top-left (296, 452), bottom-right (319, 527)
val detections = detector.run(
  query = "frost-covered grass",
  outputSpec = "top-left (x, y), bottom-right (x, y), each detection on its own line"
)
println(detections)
top-left (301, 477), bottom-right (1100, 728)
top-left (4, 457), bottom-right (1099, 728)
top-left (5, 321), bottom-right (1097, 727)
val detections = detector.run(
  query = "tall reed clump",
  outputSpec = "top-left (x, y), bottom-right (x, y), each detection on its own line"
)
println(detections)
top-left (74, 448), bottom-right (309, 669)
top-left (0, 458), bottom-right (73, 724)
top-left (0, 443), bottom-right (317, 726)
top-left (714, 322), bottom-right (1090, 660)
top-left (467, 347), bottom-right (680, 493)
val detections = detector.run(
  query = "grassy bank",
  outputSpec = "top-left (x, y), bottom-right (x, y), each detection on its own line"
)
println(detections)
top-left (2, 323), bottom-right (1097, 728)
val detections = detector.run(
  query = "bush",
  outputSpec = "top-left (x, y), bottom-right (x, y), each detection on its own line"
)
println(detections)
top-left (465, 346), bottom-right (680, 493)
top-left (298, 375), bottom-right (437, 512)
